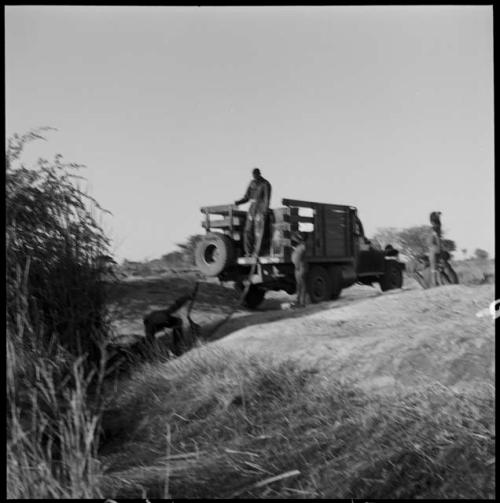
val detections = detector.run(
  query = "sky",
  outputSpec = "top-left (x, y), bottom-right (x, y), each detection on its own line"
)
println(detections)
top-left (5, 6), bottom-right (494, 262)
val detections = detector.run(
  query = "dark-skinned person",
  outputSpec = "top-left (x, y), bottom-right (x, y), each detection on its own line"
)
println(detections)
top-left (234, 167), bottom-right (272, 257)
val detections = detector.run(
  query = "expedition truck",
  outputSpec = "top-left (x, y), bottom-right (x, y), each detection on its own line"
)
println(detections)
top-left (194, 198), bottom-right (405, 308)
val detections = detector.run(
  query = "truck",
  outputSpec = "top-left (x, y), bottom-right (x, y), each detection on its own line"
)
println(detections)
top-left (194, 198), bottom-right (405, 308)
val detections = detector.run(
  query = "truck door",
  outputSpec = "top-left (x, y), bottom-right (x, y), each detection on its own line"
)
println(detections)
top-left (353, 211), bottom-right (385, 274)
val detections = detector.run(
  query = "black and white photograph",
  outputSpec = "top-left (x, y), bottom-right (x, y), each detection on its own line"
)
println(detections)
top-left (6, 5), bottom-right (495, 499)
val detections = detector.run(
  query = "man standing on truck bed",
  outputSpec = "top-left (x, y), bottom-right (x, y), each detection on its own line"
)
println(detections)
top-left (234, 167), bottom-right (272, 257)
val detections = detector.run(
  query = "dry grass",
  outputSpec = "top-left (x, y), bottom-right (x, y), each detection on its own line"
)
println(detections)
top-left (451, 259), bottom-right (495, 286)
top-left (6, 129), bottom-right (109, 498)
top-left (99, 347), bottom-right (495, 499)
top-left (7, 336), bottom-right (105, 499)
top-left (403, 258), bottom-right (494, 291)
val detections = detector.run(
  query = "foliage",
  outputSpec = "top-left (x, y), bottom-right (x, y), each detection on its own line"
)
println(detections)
top-left (7, 338), bottom-right (103, 498)
top-left (6, 127), bottom-right (111, 362)
top-left (373, 226), bottom-right (430, 260)
top-left (450, 259), bottom-right (495, 285)
top-left (373, 226), bottom-right (456, 260)
top-left (474, 248), bottom-right (489, 260)
top-left (161, 250), bottom-right (187, 269)
top-left (441, 239), bottom-right (456, 252)
top-left (176, 234), bottom-right (204, 264)
top-left (371, 227), bottom-right (400, 251)
top-left (162, 234), bottom-right (204, 268)
top-left (6, 128), bottom-right (110, 497)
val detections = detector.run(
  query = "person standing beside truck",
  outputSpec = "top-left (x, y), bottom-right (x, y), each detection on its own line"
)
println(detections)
top-left (291, 231), bottom-right (308, 308)
top-left (234, 167), bottom-right (272, 257)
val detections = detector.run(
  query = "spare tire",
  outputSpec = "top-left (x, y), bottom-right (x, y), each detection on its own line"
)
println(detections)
top-left (194, 233), bottom-right (235, 276)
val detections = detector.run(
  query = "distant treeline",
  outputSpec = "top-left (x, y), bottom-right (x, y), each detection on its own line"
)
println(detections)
top-left (120, 227), bottom-right (492, 277)
top-left (120, 234), bottom-right (204, 276)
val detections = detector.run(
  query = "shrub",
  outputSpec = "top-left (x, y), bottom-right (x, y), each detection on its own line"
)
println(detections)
top-left (6, 128), bottom-right (111, 364)
top-left (6, 128), bottom-right (111, 497)
top-left (373, 226), bottom-right (457, 261)
top-left (474, 248), bottom-right (489, 260)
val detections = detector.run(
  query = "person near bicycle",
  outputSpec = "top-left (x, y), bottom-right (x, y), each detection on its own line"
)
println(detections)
top-left (234, 168), bottom-right (272, 257)
top-left (428, 211), bottom-right (442, 287)
top-left (427, 211), bottom-right (459, 286)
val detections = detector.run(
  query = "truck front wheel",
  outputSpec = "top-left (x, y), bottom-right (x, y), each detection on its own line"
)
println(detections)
top-left (328, 266), bottom-right (343, 300)
top-left (307, 266), bottom-right (332, 303)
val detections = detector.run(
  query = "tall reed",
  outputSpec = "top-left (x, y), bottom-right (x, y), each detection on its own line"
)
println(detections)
top-left (6, 128), bottom-right (111, 497)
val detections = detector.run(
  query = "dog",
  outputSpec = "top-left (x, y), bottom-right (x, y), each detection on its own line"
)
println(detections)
top-left (143, 294), bottom-right (192, 356)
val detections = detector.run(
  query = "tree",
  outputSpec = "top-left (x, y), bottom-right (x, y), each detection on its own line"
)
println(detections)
top-left (371, 227), bottom-right (402, 251)
top-left (373, 226), bottom-right (456, 261)
top-left (397, 226), bottom-right (433, 260)
top-left (373, 225), bottom-right (432, 261)
top-left (440, 239), bottom-right (457, 259)
top-left (441, 239), bottom-right (456, 252)
top-left (474, 248), bottom-right (489, 260)
top-left (161, 250), bottom-right (185, 268)
top-left (175, 234), bottom-right (204, 266)
top-left (461, 248), bottom-right (467, 260)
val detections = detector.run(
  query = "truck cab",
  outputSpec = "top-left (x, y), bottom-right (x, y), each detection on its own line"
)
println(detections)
top-left (195, 199), bottom-right (404, 308)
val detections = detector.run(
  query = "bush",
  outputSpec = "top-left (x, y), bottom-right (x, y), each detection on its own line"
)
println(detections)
top-left (373, 226), bottom-right (457, 261)
top-left (474, 248), bottom-right (489, 260)
top-left (162, 234), bottom-right (204, 269)
top-left (6, 128), bottom-right (111, 363)
top-left (452, 259), bottom-right (495, 285)
top-left (6, 128), bottom-right (111, 497)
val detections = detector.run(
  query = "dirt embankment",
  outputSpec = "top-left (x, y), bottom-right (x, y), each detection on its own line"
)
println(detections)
top-left (212, 283), bottom-right (495, 394)
top-left (107, 273), bottom-right (494, 396)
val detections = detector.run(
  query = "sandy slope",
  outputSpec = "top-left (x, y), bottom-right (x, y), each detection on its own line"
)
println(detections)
top-left (211, 283), bottom-right (495, 394)
top-left (107, 274), bottom-right (494, 395)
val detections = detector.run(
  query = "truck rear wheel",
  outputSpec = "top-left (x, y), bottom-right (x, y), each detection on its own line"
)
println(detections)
top-left (328, 266), bottom-right (343, 300)
top-left (194, 233), bottom-right (235, 277)
top-left (380, 260), bottom-right (403, 291)
top-left (307, 265), bottom-right (332, 303)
